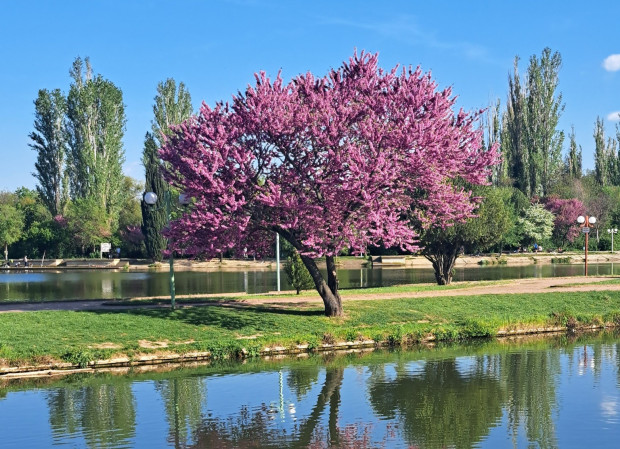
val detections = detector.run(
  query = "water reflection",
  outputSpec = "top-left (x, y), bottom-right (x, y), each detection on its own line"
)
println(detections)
top-left (1, 262), bottom-right (620, 302)
top-left (368, 358), bottom-right (505, 448)
top-left (3, 335), bottom-right (620, 447)
top-left (46, 381), bottom-right (136, 448)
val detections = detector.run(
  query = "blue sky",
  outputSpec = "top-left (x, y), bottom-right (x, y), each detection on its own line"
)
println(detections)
top-left (1, 0), bottom-right (618, 192)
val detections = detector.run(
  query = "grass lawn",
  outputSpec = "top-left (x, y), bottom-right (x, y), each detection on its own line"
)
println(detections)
top-left (2, 288), bottom-right (620, 368)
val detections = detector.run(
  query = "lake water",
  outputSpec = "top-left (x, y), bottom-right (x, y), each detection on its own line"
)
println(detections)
top-left (0, 262), bottom-right (617, 302)
top-left (1, 332), bottom-right (620, 448)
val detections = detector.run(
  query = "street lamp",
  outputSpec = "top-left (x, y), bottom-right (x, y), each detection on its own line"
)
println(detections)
top-left (144, 190), bottom-right (190, 309)
top-left (608, 228), bottom-right (618, 253)
top-left (577, 215), bottom-right (596, 276)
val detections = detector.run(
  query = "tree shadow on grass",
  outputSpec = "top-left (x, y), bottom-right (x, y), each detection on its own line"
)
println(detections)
top-left (86, 304), bottom-right (325, 331)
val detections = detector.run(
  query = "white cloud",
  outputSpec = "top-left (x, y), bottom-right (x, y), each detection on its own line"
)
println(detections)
top-left (603, 54), bottom-right (620, 71)
top-left (607, 111), bottom-right (620, 121)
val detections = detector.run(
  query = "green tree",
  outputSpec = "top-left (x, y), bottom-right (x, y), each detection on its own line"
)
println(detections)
top-left (285, 250), bottom-right (315, 294)
top-left (421, 186), bottom-right (513, 285)
top-left (516, 203), bottom-right (555, 247)
top-left (29, 88), bottom-right (69, 216)
top-left (484, 100), bottom-right (507, 186)
top-left (65, 197), bottom-right (111, 255)
top-left (151, 78), bottom-right (193, 145)
top-left (11, 188), bottom-right (54, 259)
top-left (565, 126), bottom-right (582, 179)
top-left (66, 57), bottom-right (126, 230)
top-left (504, 48), bottom-right (565, 197)
top-left (115, 176), bottom-right (145, 257)
top-left (0, 201), bottom-right (24, 261)
top-left (504, 57), bottom-right (529, 195)
top-left (524, 47), bottom-right (565, 196)
top-left (142, 79), bottom-right (193, 261)
top-left (141, 133), bottom-right (168, 261)
top-left (594, 117), bottom-right (610, 185)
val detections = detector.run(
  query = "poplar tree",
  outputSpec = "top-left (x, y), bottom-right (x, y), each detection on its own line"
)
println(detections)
top-left (152, 78), bottom-right (193, 145)
top-left (565, 126), bottom-right (582, 179)
top-left (594, 117), bottom-right (609, 185)
top-left (66, 57), bottom-right (126, 229)
top-left (141, 79), bottom-right (193, 261)
top-left (524, 48), bottom-right (564, 196)
top-left (503, 48), bottom-right (565, 197)
top-left (485, 100), bottom-right (505, 186)
top-left (29, 88), bottom-right (69, 216)
top-left (504, 57), bottom-right (529, 195)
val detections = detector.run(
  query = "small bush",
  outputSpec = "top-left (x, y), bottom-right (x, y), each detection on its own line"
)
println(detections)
top-left (62, 349), bottom-right (93, 368)
top-left (551, 257), bottom-right (571, 264)
top-left (460, 320), bottom-right (495, 338)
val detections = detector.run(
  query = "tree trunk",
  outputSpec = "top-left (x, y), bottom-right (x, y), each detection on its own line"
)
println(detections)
top-left (425, 249), bottom-right (459, 285)
top-left (300, 255), bottom-right (343, 317)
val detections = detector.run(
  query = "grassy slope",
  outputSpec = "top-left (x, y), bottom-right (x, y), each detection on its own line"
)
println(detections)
top-left (2, 287), bottom-right (620, 368)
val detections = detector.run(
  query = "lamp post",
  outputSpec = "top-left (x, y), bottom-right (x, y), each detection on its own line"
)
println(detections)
top-left (577, 215), bottom-right (596, 276)
top-left (144, 190), bottom-right (189, 309)
top-left (608, 228), bottom-right (618, 253)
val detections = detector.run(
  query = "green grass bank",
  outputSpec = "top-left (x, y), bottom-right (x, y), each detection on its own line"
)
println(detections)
top-left (2, 285), bottom-right (620, 374)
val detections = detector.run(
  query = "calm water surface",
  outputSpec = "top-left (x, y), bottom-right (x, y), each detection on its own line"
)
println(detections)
top-left (0, 262), bottom-right (618, 302)
top-left (1, 333), bottom-right (620, 448)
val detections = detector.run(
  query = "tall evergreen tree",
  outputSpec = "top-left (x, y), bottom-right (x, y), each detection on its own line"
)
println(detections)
top-left (141, 79), bottom-right (193, 261)
top-left (565, 126), bottom-right (582, 179)
top-left (141, 133), bottom-right (168, 261)
top-left (29, 88), bottom-right (69, 216)
top-left (524, 48), bottom-right (564, 196)
top-left (66, 57), bottom-right (126, 229)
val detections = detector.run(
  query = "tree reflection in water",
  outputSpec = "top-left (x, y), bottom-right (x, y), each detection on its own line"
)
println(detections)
top-left (45, 381), bottom-right (136, 448)
top-left (368, 358), bottom-right (504, 448)
top-left (190, 365), bottom-right (401, 448)
top-left (154, 377), bottom-right (207, 448)
top-left (12, 335), bottom-right (620, 448)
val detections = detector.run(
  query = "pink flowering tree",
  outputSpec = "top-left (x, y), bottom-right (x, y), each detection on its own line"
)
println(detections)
top-left (160, 52), bottom-right (498, 317)
top-left (542, 196), bottom-right (585, 247)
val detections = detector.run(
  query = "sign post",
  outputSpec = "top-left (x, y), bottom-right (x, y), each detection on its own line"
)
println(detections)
top-left (100, 243), bottom-right (111, 259)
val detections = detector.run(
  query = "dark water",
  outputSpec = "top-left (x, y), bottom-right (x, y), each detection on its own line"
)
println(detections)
top-left (0, 262), bottom-right (617, 302)
top-left (1, 333), bottom-right (620, 448)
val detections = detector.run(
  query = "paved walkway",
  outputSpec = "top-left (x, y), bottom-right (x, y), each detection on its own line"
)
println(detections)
top-left (0, 276), bottom-right (618, 313)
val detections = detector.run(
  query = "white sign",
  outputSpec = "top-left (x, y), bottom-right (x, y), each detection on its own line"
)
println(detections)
top-left (582, 227), bottom-right (590, 234)
top-left (101, 243), bottom-right (112, 252)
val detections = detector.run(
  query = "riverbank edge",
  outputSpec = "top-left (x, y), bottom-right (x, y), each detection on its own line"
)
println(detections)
top-left (0, 321), bottom-right (612, 380)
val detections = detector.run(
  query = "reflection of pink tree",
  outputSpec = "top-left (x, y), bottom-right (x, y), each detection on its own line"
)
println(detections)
top-left (542, 196), bottom-right (585, 246)
top-left (160, 51), bottom-right (498, 317)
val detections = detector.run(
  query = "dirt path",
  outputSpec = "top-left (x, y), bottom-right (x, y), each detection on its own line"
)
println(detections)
top-left (0, 276), bottom-right (618, 313)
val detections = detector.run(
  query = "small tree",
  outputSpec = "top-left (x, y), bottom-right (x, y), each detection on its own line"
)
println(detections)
top-left (285, 251), bottom-right (314, 294)
top-left (420, 186), bottom-right (512, 285)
